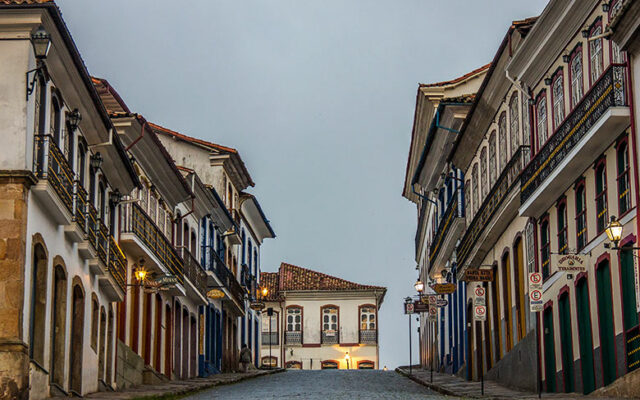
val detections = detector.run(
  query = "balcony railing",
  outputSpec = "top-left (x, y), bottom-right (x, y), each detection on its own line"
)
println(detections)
top-left (521, 64), bottom-right (627, 203)
top-left (34, 134), bottom-right (125, 292)
top-left (458, 146), bottom-right (529, 267)
top-left (34, 135), bottom-right (75, 214)
top-left (261, 332), bottom-right (279, 345)
top-left (179, 247), bottom-right (208, 299)
top-left (321, 330), bottom-right (339, 345)
top-left (285, 331), bottom-right (302, 345)
top-left (121, 203), bottom-right (184, 285)
top-left (207, 248), bottom-right (246, 306)
top-left (359, 329), bottom-right (378, 344)
top-left (429, 197), bottom-right (459, 265)
top-left (415, 199), bottom-right (428, 257)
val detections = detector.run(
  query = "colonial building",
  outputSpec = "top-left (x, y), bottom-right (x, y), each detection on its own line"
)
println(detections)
top-left (404, 0), bottom-right (640, 396)
top-left (0, 1), bottom-right (138, 397)
top-left (259, 263), bottom-right (386, 370)
top-left (402, 65), bottom-right (488, 374)
top-left (154, 124), bottom-right (275, 372)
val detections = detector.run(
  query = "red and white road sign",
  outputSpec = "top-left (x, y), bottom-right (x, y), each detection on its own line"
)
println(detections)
top-left (529, 288), bottom-right (544, 312)
top-left (529, 272), bottom-right (543, 290)
top-left (474, 305), bottom-right (487, 321)
top-left (474, 287), bottom-right (485, 297)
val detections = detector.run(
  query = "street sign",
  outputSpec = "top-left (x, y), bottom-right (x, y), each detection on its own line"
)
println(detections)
top-left (474, 305), bottom-right (487, 321)
top-left (404, 302), bottom-right (415, 314)
top-left (474, 287), bottom-right (486, 306)
top-left (155, 275), bottom-right (178, 286)
top-left (432, 283), bottom-right (456, 294)
top-left (529, 272), bottom-right (543, 290)
top-left (249, 302), bottom-right (265, 311)
top-left (530, 289), bottom-right (544, 312)
top-left (428, 295), bottom-right (437, 306)
top-left (428, 307), bottom-right (437, 321)
top-left (414, 301), bottom-right (429, 313)
top-left (207, 289), bottom-right (225, 299)
top-left (552, 254), bottom-right (588, 273)
top-left (463, 269), bottom-right (494, 282)
top-left (436, 298), bottom-right (448, 308)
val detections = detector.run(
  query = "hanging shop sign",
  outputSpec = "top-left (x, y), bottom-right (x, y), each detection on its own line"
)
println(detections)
top-left (250, 302), bottom-right (265, 311)
top-left (432, 283), bottom-right (456, 294)
top-left (413, 301), bottom-right (429, 313)
top-left (528, 272), bottom-right (542, 290)
top-left (207, 289), bottom-right (226, 299)
top-left (552, 254), bottom-right (588, 273)
top-left (155, 275), bottom-right (178, 286)
top-left (436, 298), bottom-right (448, 308)
top-left (463, 269), bottom-right (494, 282)
top-left (529, 289), bottom-right (544, 312)
top-left (473, 305), bottom-right (487, 321)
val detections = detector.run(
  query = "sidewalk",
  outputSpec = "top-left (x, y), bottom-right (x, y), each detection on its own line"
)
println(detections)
top-left (396, 367), bottom-right (621, 399)
top-left (79, 369), bottom-right (284, 400)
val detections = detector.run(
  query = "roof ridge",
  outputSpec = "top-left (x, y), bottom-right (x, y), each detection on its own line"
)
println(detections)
top-left (419, 63), bottom-right (491, 88)
top-left (279, 262), bottom-right (385, 291)
top-left (148, 122), bottom-right (238, 154)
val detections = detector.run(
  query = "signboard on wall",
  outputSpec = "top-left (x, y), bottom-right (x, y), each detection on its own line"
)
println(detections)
top-left (432, 283), bottom-right (456, 294)
top-left (404, 302), bottom-right (414, 314)
top-left (528, 272), bottom-right (544, 312)
top-left (473, 285), bottom-right (486, 306)
top-left (414, 301), bottom-right (429, 313)
top-left (474, 305), bottom-right (487, 321)
top-left (428, 306), bottom-right (437, 321)
top-left (551, 254), bottom-right (588, 273)
top-left (463, 269), bottom-right (494, 282)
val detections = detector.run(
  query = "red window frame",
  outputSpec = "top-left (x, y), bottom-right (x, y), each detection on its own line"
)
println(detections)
top-left (616, 137), bottom-right (631, 216)
top-left (594, 157), bottom-right (608, 234)
top-left (556, 197), bottom-right (568, 255)
top-left (574, 178), bottom-right (588, 251)
top-left (540, 214), bottom-right (551, 279)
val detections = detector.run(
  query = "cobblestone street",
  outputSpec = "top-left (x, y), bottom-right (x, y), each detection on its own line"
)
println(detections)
top-left (184, 370), bottom-right (452, 399)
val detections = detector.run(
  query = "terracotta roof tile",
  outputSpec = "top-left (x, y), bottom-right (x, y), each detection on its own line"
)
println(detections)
top-left (419, 63), bottom-right (491, 88)
top-left (278, 262), bottom-right (385, 292)
top-left (0, 0), bottom-right (52, 4)
top-left (149, 122), bottom-right (238, 154)
top-left (259, 272), bottom-right (280, 301)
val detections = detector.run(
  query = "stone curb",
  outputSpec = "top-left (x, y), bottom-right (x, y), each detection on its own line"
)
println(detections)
top-left (85, 369), bottom-right (285, 400)
top-left (395, 367), bottom-right (476, 399)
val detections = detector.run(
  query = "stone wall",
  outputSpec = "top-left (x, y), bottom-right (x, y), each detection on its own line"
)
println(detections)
top-left (592, 367), bottom-right (640, 398)
top-left (115, 340), bottom-right (144, 390)
top-left (0, 173), bottom-right (34, 400)
top-left (485, 330), bottom-right (538, 392)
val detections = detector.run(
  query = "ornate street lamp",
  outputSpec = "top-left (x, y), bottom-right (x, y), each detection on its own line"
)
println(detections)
top-left (90, 152), bottom-right (103, 170)
top-left (67, 108), bottom-right (82, 132)
top-left (31, 26), bottom-right (51, 60)
top-left (414, 279), bottom-right (424, 294)
top-left (605, 216), bottom-right (623, 248)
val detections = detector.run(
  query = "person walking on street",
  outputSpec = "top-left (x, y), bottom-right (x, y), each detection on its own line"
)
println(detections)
top-left (240, 344), bottom-right (252, 373)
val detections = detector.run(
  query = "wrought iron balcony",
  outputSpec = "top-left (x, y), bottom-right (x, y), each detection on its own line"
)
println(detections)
top-left (415, 200), bottom-right (428, 258)
top-left (429, 197), bottom-right (460, 266)
top-left (458, 146), bottom-right (528, 268)
top-left (521, 65), bottom-right (628, 210)
top-left (359, 329), bottom-right (378, 344)
top-left (121, 203), bottom-right (184, 285)
top-left (261, 332), bottom-right (279, 345)
top-left (321, 330), bottom-right (339, 345)
top-left (285, 331), bottom-right (302, 345)
top-left (34, 134), bottom-right (75, 221)
top-left (108, 237), bottom-right (127, 291)
top-left (178, 247), bottom-right (208, 299)
top-left (208, 248), bottom-right (246, 307)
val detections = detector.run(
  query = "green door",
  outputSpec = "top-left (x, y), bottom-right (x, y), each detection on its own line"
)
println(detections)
top-left (544, 307), bottom-right (556, 392)
top-left (576, 278), bottom-right (596, 394)
top-left (559, 293), bottom-right (575, 392)
top-left (597, 261), bottom-right (616, 386)
top-left (621, 250), bottom-right (639, 330)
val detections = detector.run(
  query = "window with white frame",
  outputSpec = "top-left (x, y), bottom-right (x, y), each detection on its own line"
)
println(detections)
top-left (286, 307), bottom-right (302, 331)
top-left (489, 131), bottom-right (497, 186)
top-left (360, 307), bottom-right (376, 330)
top-left (498, 113), bottom-right (508, 170)
top-left (570, 52), bottom-right (584, 108)
top-left (480, 147), bottom-right (487, 198)
top-left (322, 307), bottom-right (338, 332)
top-left (590, 26), bottom-right (603, 84)
top-left (552, 74), bottom-right (565, 129)
top-left (536, 97), bottom-right (548, 147)
top-left (509, 94), bottom-right (520, 154)
top-left (472, 164), bottom-right (479, 215)
top-left (521, 93), bottom-right (530, 149)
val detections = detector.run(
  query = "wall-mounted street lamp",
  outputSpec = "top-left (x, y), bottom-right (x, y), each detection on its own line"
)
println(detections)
top-left (604, 216), bottom-right (640, 251)
top-left (344, 352), bottom-right (351, 369)
top-left (109, 190), bottom-right (121, 205)
top-left (414, 279), bottom-right (425, 294)
top-left (67, 108), bottom-right (82, 132)
top-left (134, 265), bottom-right (148, 282)
top-left (26, 26), bottom-right (52, 100)
top-left (90, 152), bottom-right (103, 170)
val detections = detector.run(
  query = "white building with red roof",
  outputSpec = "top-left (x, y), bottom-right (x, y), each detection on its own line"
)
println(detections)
top-left (259, 263), bottom-right (386, 370)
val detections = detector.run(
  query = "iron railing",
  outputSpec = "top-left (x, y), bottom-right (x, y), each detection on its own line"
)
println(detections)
top-left (415, 199), bottom-right (428, 257)
top-left (321, 331), bottom-right (339, 345)
top-left (429, 197), bottom-right (459, 265)
top-left (627, 325), bottom-right (640, 372)
top-left (97, 220), bottom-right (109, 265)
top-left (207, 247), bottom-right (246, 306)
top-left (285, 331), bottom-right (302, 345)
top-left (458, 146), bottom-right (529, 267)
top-left (121, 203), bottom-right (184, 285)
top-left (521, 64), bottom-right (627, 202)
top-left (261, 332), bottom-right (279, 345)
top-left (34, 135), bottom-right (74, 214)
top-left (74, 182), bottom-right (88, 233)
top-left (178, 247), bottom-right (208, 299)
top-left (108, 237), bottom-right (127, 290)
top-left (359, 329), bottom-right (378, 344)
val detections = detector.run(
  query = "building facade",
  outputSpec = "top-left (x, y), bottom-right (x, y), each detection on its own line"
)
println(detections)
top-left (0, 1), bottom-right (275, 397)
top-left (404, 0), bottom-right (640, 395)
top-left (259, 263), bottom-right (386, 370)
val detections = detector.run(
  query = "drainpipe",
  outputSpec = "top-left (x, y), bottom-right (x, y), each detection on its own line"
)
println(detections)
top-left (505, 70), bottom-right (531, 101)
top-left (435, 108), bottom-right (460, 134)
top-left (125, 116), bottom-right (147, 151)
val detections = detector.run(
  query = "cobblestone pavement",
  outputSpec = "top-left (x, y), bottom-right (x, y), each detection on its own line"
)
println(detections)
top-left (184, 370), bottom-right (455, 399)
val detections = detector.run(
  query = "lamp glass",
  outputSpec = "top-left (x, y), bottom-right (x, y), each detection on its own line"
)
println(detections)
top-left (414, 279), bottom-right (424, 293)
top-left (605, 216), bottom-right (623, 243)
top-left (261, 287), bottom-right (268, 297)
top-left (90, 152), bottom-right (103, 169)
top-left (68, 108), bottom-right (82, 131)
top-left (31, 27), bottom-right (51, 59)
top-left (134, 266), bottom-right (147, 282)
top-left (344, 352), bottom-right (350, 360)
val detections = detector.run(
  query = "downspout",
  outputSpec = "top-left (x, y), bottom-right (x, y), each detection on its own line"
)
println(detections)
top-left (505, 70), bottom-right (531, 101)
top-left (280, 298), bottom-right (285, 368)
top-left (435, 108), bottom-right (460, 134)
top-left (125, 116), bottom-right (147, 151)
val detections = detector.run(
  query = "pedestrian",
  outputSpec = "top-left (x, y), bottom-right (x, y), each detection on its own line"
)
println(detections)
top-left (240, 344), bottom-right (252, 373)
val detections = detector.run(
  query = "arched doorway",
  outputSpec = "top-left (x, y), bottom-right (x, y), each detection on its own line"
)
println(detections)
top-left (596, 259), bottom-right (617, 385)
top-left (501, 251), bottom-right (513, 352)
top-left (154, 294), bottom-right (162, 371)
top-left (490, 263), bottom-right (501, 363)
top-left (513, 238), bottom-right (526, 341)
top-left (182, 308), bottom-right (189, 379)
top-left (106, 308), bottom-right (114, 385)
top-left (576, 276), bottom-right (595, 394)
top-left (559, 292), bottom-right (575, 392)
top-left (165, 303), bottom-right (173, 378)
top-left (30, 243), bottom-right (47, 365)
top-left (190, 315), bottom-right (197, 377)
top-left (98, 307), bottom-right (106, 383)
top-left (69, 282), bottom-right (85, 395)
top-left (50, 263), bottom-right (67, 388)
top-left (466, 300), bottom-right (473, 380)
top-left (543, 306), bottom-right (556, 392)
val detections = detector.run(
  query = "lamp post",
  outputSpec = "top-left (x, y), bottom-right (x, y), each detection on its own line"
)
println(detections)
top-left (605, 216), bottom-right (640, 250)
top-left (26, 26), bottom-right (51, 100)
top-left (405, 296), bottom-right (413, 376)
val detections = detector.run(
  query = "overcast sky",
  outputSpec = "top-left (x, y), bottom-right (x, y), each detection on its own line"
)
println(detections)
top-left (56, 0), bottom-right (546, 368)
